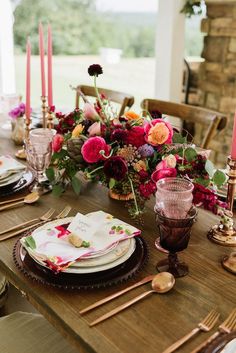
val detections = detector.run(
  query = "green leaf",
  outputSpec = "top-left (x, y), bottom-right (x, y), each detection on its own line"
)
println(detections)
top-left (205, 160), bottom-right (215, 178)
top-left (172, 132), bottom-right (187, 144)
top-left (52, 149), bottom-right (67, 162)
top-left (25, 236), bottom-right (36, 250)
top-left (109, 178), bottom-right (116, 189)
top-left (71, 176), bottom-right (81, 195)
top-left (195, 177), bottom-right (210, 187)
top-left (52, 184), bottom-right (64, 197)
top-left (185, 147), bottom-right (197, 162)
top-left (213, 170), bottom-right (226, 188)
top-left (45, 167), bottom-right (55, 182)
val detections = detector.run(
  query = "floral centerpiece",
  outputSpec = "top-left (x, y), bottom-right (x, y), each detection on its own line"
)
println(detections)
top-left (9, 102), bottom-right (26, 120)
top-left (46, 64), bottom-right (227, 218)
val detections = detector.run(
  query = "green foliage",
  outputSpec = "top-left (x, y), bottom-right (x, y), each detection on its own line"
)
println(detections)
top-left (25, 236), bottom-right (36, 250)
top-left (185, 147), bottom-right (197, 162)
top-left (173, 132), bottom-right (187, 144)
top-left (205, 159), bottom-right (215, 178)
top-left (71, 176), bottom-right (81, 195)
top-left (181, 1), bottom-right (203, 17)
top-left (213, 170), bottom-right (226, 188)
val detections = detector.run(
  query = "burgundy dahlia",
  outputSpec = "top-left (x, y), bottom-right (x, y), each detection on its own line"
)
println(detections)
top-left (88, 64), bottom-right (103, 77)
top-left (104, 156), bottom-right (128, 181)
top-left (111, 129), bottom-right (128, 143)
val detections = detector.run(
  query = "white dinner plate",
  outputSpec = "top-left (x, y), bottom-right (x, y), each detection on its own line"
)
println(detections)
top-left (0, 171), bottom-right (25, 187)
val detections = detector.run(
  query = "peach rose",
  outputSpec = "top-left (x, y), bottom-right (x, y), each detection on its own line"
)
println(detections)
top-left (144, 119), bottom-right (173, 146)
top-left (124, 111), bottom-right (143, 125)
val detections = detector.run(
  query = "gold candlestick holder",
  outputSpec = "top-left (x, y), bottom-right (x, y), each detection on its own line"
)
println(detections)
top-left (207, 156), bottom-right (236, 247)
top-left (15, 115), bottom-right (31, 160)
top-left (47, 108), bottom-right (54, 129)
top-left (41, 95), bottom-right (47, 128)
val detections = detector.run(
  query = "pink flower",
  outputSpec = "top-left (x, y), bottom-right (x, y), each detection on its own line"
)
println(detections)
top-left (88, 122), bottom-right (102, 136)
top-left (84, 103), bottom-right (100, 121)
top-left (144, 119), bottom-right (173, 146)
top-left (151, 168), bottom-right (177, 182)
top-left (52, 134), bottom-right (64, 152)
top-left (139, 180), bottom-right (156, 198)
top-left (81, 136), bottom-right (110, 163)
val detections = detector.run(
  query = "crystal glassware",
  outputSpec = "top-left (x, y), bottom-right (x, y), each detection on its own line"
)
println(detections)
top-left (155, 207), bottom-right (197, 278)
top-left (155, 177), bottom-right (194, 219)
top-left (25, 128), bottom-right (54, 193)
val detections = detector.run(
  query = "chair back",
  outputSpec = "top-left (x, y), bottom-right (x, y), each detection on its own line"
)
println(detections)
top-left (75, 85), bottom-right (134, 116)
top-left (141, 99), bottom-right (227, 149)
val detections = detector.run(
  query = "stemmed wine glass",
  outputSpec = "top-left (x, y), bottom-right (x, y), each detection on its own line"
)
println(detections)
top-left (25, 128), bottom-right (54, 193)
top-left (154, 178), bottom-right (197, 278)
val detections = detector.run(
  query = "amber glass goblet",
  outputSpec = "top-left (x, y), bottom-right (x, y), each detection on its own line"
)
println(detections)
top-left (155, 207), bottom-right (197, 278)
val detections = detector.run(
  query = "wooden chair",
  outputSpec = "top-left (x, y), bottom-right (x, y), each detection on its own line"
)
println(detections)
top-left (75, 84), bottom-right (134, 116)
top-left (141, 99), bottom-right (227, 149)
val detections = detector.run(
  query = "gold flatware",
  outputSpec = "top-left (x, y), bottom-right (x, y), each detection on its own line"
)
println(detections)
top-left (190, 308), bottom-right (236, 353)
top-left (0, 205), bottom-right (72, 241)
top-left (0, 193), bottom-right (36, 205)
top-left (162, 309), bottom-right (220, 353)
top-left (0, 208), bottom-right (56, 236)
top-left (80, 274), bottom-right (156, 315)
top-left (0, 192), bottom-right (39, 211)
top-left (89, 272), bottom-right (175, 327)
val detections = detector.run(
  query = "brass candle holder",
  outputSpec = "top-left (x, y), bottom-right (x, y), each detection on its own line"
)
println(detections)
top-left (207, 156), bottom-right (236, 247)
top-left (15, 115), bottom-right (31, 160)
top-left (41, 95), bottom-right (47, 128)
top-left (47, 108), bottom-right (54, 129)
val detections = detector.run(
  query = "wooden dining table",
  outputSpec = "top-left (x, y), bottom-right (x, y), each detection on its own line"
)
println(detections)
top-left (0, 135), bottom-right (235, 353)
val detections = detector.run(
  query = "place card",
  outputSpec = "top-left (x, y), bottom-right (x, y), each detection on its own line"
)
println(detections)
top-left (68, 212), bottom-right (99, 241)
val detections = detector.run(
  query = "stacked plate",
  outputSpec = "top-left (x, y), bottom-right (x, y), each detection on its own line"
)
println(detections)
top-left (0, 155), bottom-right (34, 196)
top-left (15, 212), bottom-right (148, 290)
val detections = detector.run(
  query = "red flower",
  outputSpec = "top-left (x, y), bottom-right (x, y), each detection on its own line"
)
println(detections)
top-left (111, 128), bottom-right (128, 143)
top-left (139, 180), bottom-right (156, 198)
top-left (151, 168), bottom-right (177, 182)
top-left (81, 136), bottom-right (110, 163)
top-left (104, 156), bottom-right (128, 181)
top-left (126, 126), bottom-right (145, 147)
top-left (52, 134), bottom-right (64, 152)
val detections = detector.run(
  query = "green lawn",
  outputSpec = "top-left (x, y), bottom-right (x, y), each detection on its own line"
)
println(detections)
top-left (15, 55), bottom-right (155, 112)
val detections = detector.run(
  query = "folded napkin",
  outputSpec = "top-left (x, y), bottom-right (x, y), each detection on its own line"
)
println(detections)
top-left (0, 155), bottom-right (25, 178)
top-left (21, 211), bottom-right (141, 272)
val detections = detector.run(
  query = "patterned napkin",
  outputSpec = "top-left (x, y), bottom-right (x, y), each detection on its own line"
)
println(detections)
top-left (0, 155), bottom-right (25, 179)
top-left (21, 211), bottom-right (141, 272)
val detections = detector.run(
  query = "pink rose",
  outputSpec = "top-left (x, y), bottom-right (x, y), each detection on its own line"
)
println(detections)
top-left (81, 136), bottom-right (110, 163)
top-left (144, 119), bottom-right (173, 146)
top-left (151, 168), bottom-right (177, 183)
top-left (84, 103), bottom-right (100, 121)
top-left (88, 122), bottom-right (102, 136)
top-left (52, 134), bottom-right (64, 152)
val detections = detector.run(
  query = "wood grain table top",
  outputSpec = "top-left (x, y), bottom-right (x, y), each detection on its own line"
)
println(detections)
top-left (0, 136), bottom-right (235, 353)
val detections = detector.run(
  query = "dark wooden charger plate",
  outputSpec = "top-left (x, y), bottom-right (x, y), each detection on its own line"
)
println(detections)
top-left (0, 170), bottom-right (34, 197)
top-left (202, 331), bottom-right (236, 353)
top-left (13, 236), bottom-right (148, 290)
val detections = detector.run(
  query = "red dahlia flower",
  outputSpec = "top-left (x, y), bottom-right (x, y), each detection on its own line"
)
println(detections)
top-left (126, 126), bottom-right (145, 147)
top-left (104, 156), bottom-right (128, 181)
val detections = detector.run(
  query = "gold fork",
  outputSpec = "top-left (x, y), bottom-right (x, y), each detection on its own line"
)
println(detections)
top-left (0, 206), bottom-right (72, 241)
top-left (0, 208), bottom-right (56, 236)
top-left (190, 308), bottom-right (236, 353)
top-left (162, 310), bottom-right (220, 353)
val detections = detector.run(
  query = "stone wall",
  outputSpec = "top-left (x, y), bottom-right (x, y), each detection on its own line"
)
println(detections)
top-left (198, 0), bottom-right (236, 166)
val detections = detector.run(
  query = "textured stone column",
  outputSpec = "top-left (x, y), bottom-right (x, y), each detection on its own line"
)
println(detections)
top-left (199, 0), bottom-right (236, 165)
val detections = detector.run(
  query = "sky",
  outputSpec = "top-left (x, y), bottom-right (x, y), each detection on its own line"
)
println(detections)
top-left (96, 0), bottom-right (158, 13)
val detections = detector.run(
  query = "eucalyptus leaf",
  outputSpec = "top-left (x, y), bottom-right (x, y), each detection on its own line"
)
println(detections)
top-left (172, 132), bottom-right (187, 144)
top-left (213, 170), bottom-right (226, 188)
top-left (185, 147), bottom-right (197, 162)
top-left (205, 160), bottom-right (215, 178)
top-left (72, 176), bottom-right (81, 195)
top-left (25, 236), bottom-right (36, 250)
top-left (109, 178), bottom-right (116, 189)
top-left (52, 184), bottom-right (64, 197)
top-left (45, 167), bottom-right (55, 182)
top-left (195, 177), bottom-right (210, 187)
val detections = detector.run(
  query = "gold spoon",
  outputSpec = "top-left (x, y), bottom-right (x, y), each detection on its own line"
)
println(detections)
top-left (0, 192), bottom-right (39, 211)
top-left (89, 272), bottom-right (175, 326)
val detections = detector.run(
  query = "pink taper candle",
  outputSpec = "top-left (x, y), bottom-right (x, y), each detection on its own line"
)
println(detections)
top-left (47, 24), bottom-right (53, 108)
top-left (39, 23), bottom-right (46, 97)
top-left (231, 112), bottom-right (236, 160)
top-left (25, 37), bottom-right (31, 122)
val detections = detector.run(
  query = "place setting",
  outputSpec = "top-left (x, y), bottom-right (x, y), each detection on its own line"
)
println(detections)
top-left (13, 210), bottom-right (149, 290)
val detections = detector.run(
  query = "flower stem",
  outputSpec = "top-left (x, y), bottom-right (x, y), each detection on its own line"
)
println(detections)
top-left (128, 176), bottom-right (140, 215)
top-left (87, 165), bottom-right (104, 176)
top-left (94, 76), bottom-right (109, 123)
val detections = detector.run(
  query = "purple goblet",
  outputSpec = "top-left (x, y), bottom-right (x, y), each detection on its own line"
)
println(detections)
top-left (155, 207), bottom-right (197, 278)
